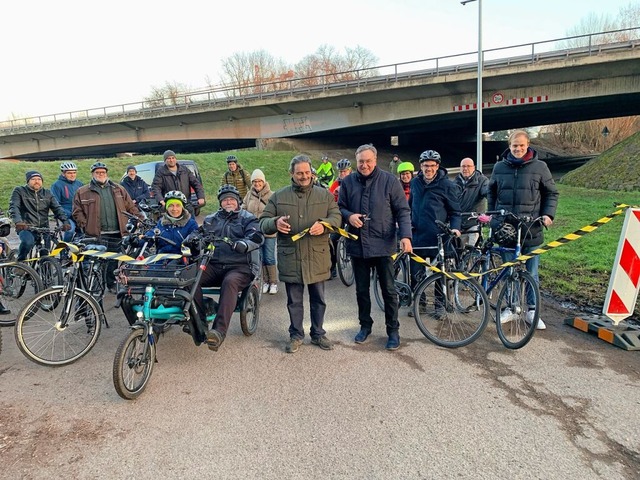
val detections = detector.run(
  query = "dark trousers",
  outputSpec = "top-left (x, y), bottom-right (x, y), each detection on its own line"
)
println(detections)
top-left (193, 264), bottom-right (252, 335)
top-left (98, 233), bottom-right (122, 287)
top-left (285, 282), bottom-right (327, 340)
top-left (352, 256), bottom-right (399, 334)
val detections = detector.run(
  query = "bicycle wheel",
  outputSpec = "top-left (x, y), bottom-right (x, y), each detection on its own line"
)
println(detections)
top-left (413, 273), bottom-right (489, 348)
top-left (15, 287), bottom-right (103, 366)
top-left (460, 250), bottom-right (505, 310)
top-left (0, 263), bottom-right (43, 327)
top-left (113, 328), bottom-right (156, 400)
top-left (240, 284), bottom-right (260, 336)
top-left (372, 259), bottom-right (407, 311)
top-left (37, 257), bottom-right (63, 289)
top-left (495, 270), bottom-right (539, 349)
top-left (336, 237), bottom-right (354, 287)
top-left (86, 260), bottom-right (108, 304)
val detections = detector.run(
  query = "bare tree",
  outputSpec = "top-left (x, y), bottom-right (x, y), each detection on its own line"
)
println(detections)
top-left (219, 50), bottom-right (289, 96)
top-left (144, 81), bottom-right (192, 108)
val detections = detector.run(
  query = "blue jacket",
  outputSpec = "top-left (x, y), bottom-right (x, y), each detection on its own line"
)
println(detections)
top-left (146, 211), bottom-right (198, 255)
top-left (338, 167), bottom-right (411, 258)
top-left (50, 175), bottom-right (84, 217)
top-left (121, 175), bottom-right (151, 204)
top-left (409, 169), bottom-right (461, 249)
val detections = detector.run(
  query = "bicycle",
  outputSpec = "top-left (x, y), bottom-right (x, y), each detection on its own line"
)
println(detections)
top-left (336, 235), bottom-right (354, 286)
top-left (460, 211), bottom-right (543, 349)
top-left (14, 238), bottom-right (115, 366)
top-left (113, 233), bottom-right (260, 400)
top-left (0, 259), bottom-right (43, 327)
top-left (12, 225), bottom-right (63, 289)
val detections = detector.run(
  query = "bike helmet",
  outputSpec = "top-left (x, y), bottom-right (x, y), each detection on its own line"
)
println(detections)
top-left (336, 159), bottom-right (351, 170)
top-left (492, 222), bottom-right (517, 247)
top-left (164, 190), bottom-right (188, 205)
top-left (217, 184), bottom-right (241, 203)
top-left (60, 161), bottom-right (78, 171)
top-left (90, 161), bottom-right (108, 172)
top-left (226, 155), bottom-right (238, 163)
top-left (397, 162), bottom-right (415, 174)
top-left (311, 167), bottom-right (317, 176)
top-left (419, 150), bottom-right (441, 164)
top-left (0, 216), bottom-right (10, 237)
top-left (321, 155), bottom-right (329, 161)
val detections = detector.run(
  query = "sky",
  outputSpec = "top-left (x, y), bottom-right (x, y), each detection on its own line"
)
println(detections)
top-left (2, 0), bottom-right (636, 121)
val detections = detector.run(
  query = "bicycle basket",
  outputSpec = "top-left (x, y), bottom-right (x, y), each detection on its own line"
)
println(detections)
top-left (120, 261), bottom-right (198, 287)
top-left (491, 222), bottom-right (517, 247)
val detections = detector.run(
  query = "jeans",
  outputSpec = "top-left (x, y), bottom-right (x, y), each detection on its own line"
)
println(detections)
top-left (352, 256), bottom-right (399, 334)
top-left (17, 230), bottom-right (37, 261)
top-left (261, 237), bottom-right (276, 266)
top-left (285, 282), bottom-right (327, 340)
top-left (62, 219), bottom-right (76, 242)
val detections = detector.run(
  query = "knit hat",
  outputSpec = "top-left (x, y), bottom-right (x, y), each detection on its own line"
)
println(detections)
top-left (26, 171), bottom-right (43, 182)
top-left (165, 198), bottom-right (184, 208)
top-left (126, 165), bottom-right (137, 173)
top-left (251, 169), bottom-right (266, 182)
top-left (163, 150), bottom-right (176, 160)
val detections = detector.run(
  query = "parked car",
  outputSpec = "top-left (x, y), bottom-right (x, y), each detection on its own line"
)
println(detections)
top-left (123, 160), bottom-right (204, 216)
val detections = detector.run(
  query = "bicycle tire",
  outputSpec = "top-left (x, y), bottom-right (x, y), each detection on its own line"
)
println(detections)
top-left (240, 284), bottom-right (260, 336)
top-left (372, 259), bottom-right (407, 311)
top-left (495, 269), bottom-right (539, 349)
top-left (0, 262), bottom-right (43, 327)
top-left (412, 273), bottom-right (490, 348)
top-left (460, 250), bottom-right (504, 309)
top-left (37, 257), bottom-right (63, 289)
top-left (86, 260), bottom-right (108, 306)
top-left (113, 328), bottom-right (155, 400)
top-left (15, 287), bottom-right (103, 366)
top-left (336, 237), bottom-right (354, 287)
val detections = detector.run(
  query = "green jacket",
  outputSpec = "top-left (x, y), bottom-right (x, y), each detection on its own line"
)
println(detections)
top-left (316, 161), bottom-right (335, 186)
top-left (221, 163), bottom-right (251, 198)
top-left (260, 181), bottom-right (341, 285)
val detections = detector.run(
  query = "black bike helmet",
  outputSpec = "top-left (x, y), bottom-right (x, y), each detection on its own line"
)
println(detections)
top-left (492, 222), bottom-right (517, 247)
top-left (217, 184), bottom-right (241, 203)
top-left (90, 161), bottom-right (108, 172)
top-left (164, 190), bottom-right (188, 205)
top-left (226, 155), bottom-right (238, 163)
top-left (60, 161), bottom-right (78, 171)
top-left (419, 150), bottom-right (441, 164)
top-left (0, 216), bottom-right (11, 237)
top-left (336, 159), bottom-right (351, 170)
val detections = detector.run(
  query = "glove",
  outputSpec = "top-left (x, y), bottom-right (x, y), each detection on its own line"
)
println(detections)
top-left (15, 222), bottom-right (27, 232)
top-left (61, 223), bottom-right (72, 231)
top-left (232, 240), bottom-right (248, 254)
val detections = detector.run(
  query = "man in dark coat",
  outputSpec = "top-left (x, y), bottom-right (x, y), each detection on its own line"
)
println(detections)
top-left (454, 157), bottom-right (488, 247)
top-left (120, 165), bottom-right (151, 205)
top-left (339, 144), bottom-right (412, 351)
top-left (488, 130), bottom-right (559, 330)
top-left (151, 150), bottom-right (206, 215)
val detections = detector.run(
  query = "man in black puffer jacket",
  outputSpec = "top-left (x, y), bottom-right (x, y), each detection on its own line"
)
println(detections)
top-left (488, 130), bottom-right (559, 330)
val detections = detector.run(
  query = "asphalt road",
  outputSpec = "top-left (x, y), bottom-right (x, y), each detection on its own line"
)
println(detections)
top-left (1, 278), bottom-right (639, 479)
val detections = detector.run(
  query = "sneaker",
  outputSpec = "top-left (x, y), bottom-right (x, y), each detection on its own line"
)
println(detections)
top-left (526, 310), bottom-right (546, 330)
top-left (262, 283), bottom-right (269, 294)
top-left (206, 328), bottom-right (225, 351)
top-left (0, 305), bottom-right (10, 315)
top-left (499, 308), bottom-right (515, 324)
top-left (311, 335), bottom-right (334, 350)
top-left (268, 283), bottom-right (278, 295)
top-left (286, 338), bottom-right (303, 354)
top-left (354, 328), bottom-right (371, 344)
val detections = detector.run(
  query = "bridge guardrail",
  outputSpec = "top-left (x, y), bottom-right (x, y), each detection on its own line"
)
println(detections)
top-left (1, 27), bottom-right (638, 134)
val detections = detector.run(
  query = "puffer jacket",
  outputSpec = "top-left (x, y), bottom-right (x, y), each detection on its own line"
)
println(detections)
top-left (260, 180), bottom-right (341, 284)
top-left (221, 164), bottom-right (251, 198)
top-left (146, 211), bottom-right (199, 254)
top-left (72, 180), bottom-right (142, 237)
top-left (409, 169), bottom-right (461, 249)
top-left (243, 182), bottom-right (275, 238)
top-left (200, 208), bottom-right (264, 277)
top-left (487, 147), bottom-right (559, 247)
top-left (9, 185), bottom-right (68, 227)
top-left (338, 167), bottom-right (411, 258)
top-left (454, 170), bottom-right (488, 230)
top-left (50, 175), bottom-right (84, 217)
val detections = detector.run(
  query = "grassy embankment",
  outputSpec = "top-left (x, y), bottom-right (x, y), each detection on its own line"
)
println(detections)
top-left (0, 151), bottom-right (637, 313)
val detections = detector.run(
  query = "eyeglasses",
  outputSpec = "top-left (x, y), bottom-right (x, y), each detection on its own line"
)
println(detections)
top-left (422, 163), bottom-right (438, 169)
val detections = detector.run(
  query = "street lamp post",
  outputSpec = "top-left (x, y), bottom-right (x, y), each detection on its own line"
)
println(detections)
top-left (461, 0), bottom-right (483, 172)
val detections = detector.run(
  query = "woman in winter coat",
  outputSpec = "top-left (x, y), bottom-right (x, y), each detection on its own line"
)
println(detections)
top-left (146, 190), bottom-right (198, 255)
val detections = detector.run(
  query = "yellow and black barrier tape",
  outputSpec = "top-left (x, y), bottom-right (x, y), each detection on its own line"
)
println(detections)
top-left (398, 203), bottom-right (639, 281)
top-left (292, 221), bottom-right (358, 241)
top-left (123, 253), bottom-right (182, 265)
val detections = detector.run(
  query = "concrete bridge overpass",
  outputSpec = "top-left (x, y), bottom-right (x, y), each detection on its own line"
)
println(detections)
top-left (1, 29), bottom-right (639, 160)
